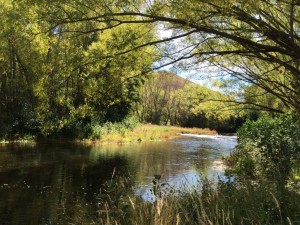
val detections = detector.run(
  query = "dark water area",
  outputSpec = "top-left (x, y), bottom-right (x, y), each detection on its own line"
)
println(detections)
top-left (0, 135), bottom-right (237, 225)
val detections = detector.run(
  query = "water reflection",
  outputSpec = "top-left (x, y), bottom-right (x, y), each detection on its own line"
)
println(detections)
top-left (0, 135), bottom-right (236, 224)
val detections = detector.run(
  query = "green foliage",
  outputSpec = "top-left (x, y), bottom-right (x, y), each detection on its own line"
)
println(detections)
top-left (33, 19), bottom-right (155, 135)
top-left (2, 0), bottom-right (299, 139)
top-left (243, 84), bottom-right (288, 116)
top-left (137, 72), bottom-right (243, 132)
top-left (0, 0), bottom-right (157, 139)
top-left (226, 114), bottom-right (300, 184)
top-left (178, 83), bottom-right (244, 132)
top-left (0, 0), bottom-right (42, 140)
top-left (89, 116), bottom-right (140, 140)
top-left (49, 0), bottom-right (300, 115)
top-left (56, 116), bottom-right (140, 140)
top-left (137, 71), bottom-right (187, 125)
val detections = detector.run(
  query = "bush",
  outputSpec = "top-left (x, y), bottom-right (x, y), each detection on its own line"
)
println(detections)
top-left (226, 114), bottom-right (300, 184)
top-left (89, 116), bottom-right (140, 140)
top-left (0, 102), bottom-right (41, 141)
top-left (52, 116), bottom-right (140, 140)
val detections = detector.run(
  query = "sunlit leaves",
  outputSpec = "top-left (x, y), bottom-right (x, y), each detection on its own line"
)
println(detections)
top-left (0, 0), bottom-right (159, 136)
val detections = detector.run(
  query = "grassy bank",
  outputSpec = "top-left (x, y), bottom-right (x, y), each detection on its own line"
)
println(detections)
top-left (66, 177), bottom-right (300, 225)
top-left (0, 121), bottom-right (216, 144)
top-left (83, 124), bottom-right (217, 144)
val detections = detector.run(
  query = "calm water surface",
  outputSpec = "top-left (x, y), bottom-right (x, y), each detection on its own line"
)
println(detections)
top-left (0, 135), bottom-right (236, 224)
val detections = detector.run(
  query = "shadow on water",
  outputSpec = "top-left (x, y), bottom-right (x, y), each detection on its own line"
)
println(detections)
top-left (0, 135), bottom-right (237, 224)
top-left (0, 143), bottom-right (131, 225)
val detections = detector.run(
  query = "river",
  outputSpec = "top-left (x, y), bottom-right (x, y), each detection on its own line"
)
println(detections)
top-left (0, 134), bottom-right (237, 224)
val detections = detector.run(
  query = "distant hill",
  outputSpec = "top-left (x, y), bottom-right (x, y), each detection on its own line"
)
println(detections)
top-left (138, 71), bottom-right (243, 132)
top-left (153, 71), bottom-right (222, 96)
top-left (153, 71), bottom-right (192, 90)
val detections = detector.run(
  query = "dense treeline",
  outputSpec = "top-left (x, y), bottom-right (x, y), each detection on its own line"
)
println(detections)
top-left (0, 0), bottom-right (247, 140)
top-left (1, 0), bottom-right (299, 140)
top-left (42, 0), bottom-right (300, 114)
top-left (0, 0), bottom-right (157, 140)
top-left (136, 71), bottom-right (244, 132)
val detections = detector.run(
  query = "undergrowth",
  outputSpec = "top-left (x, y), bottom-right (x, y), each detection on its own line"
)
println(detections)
top-left (63, 176), bottom-right (300, 225)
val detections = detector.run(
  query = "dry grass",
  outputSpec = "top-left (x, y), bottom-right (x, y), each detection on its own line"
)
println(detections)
top-left (83, 124), bottom-right (217, 144)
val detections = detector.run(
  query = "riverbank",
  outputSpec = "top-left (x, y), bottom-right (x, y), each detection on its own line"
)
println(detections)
top-left (0, 137), bottom-right (35, 145)
top-left (81, 124), bottom-right (217, 144)
top-left (0, 124), bottom-right (216, 145)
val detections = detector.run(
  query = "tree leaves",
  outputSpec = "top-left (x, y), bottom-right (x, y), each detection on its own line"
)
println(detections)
top-left (0, 0), bottom-right (157, 138)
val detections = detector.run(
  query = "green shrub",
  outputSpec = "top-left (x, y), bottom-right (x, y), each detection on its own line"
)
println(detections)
top-left (89, 116), bottom-right (140, 140)
top-left (226, 114), bottom-right (300, 184)
top-left (52, 116), bottom-right (140, 140)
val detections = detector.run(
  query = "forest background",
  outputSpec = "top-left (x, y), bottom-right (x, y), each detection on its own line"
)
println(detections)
top-left (1, 0), bottom-right (287, 140)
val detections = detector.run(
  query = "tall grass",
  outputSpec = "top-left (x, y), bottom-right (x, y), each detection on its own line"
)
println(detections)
top-left (66, 178), bottom-right (300, 225)
top-left (101, 181), bottom-right (299, 225)
top-left (85, 122), bottom-right (216, 144)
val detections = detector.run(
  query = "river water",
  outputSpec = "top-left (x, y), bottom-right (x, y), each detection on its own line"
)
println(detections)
top-left (0, 135), bottom-right (236, 224)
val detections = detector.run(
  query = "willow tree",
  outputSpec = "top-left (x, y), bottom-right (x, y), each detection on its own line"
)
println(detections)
top-left (0, 0), bottom-right (48, 138)
top-left (0, 0), bottom-right (157, 138)
top-left (48, 0), bottom-right (300, 114)
top-left (34, 14), bottom-right (157, 134)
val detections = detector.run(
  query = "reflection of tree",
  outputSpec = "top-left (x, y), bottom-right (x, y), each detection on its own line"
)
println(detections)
top-left (102, 141), bottom-right (213, 184)
top-left (0, 138), bottom-right (233, 224)
top-left (0, 143), bottom-right (133, 224)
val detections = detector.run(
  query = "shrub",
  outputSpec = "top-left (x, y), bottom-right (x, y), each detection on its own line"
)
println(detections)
top-left (226, 114), bottom-right (300, 185)
top-left (89, 116), bottom-right (140, 140)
